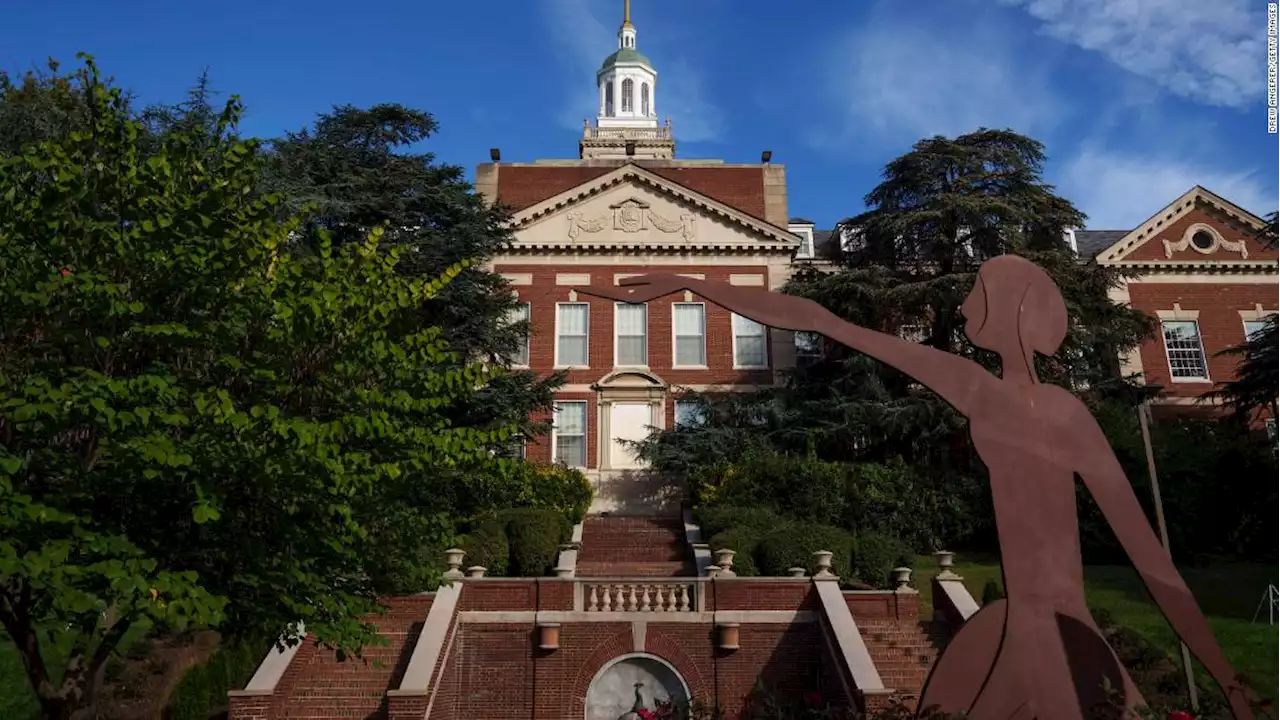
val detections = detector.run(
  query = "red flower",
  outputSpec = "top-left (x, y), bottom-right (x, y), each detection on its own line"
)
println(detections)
top-left (59, 267), bottom-right (71, 277)
top-left (1168, 712), bottom-right (1195, 720)
top-left (804, 691), bottom-right (824, 707)
top-left (637, 710), bottom-right (656, 720)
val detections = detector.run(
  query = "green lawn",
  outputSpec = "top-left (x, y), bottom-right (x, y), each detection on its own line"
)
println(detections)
top-left (912, 554), bottom-right (1280, 702)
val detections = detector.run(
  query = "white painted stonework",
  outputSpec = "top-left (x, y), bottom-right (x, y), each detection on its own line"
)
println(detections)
top-left (585, 654), bottom-right (689, 720)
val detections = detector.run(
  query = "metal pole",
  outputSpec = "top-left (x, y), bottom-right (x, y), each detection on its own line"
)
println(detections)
top-left (1138, 401), bottom-right (1199, 711)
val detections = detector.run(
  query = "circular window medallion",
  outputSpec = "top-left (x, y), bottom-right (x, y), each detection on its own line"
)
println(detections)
top-left (1190, 230), bottom-right (1215, 251)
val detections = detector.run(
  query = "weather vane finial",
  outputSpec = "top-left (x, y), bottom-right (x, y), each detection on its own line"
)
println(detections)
top-left (623, 0), bottom-right (632, 27)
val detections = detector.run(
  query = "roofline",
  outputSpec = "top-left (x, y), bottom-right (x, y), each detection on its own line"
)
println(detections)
top-left (1095, 185), bottom-right (1268, 264)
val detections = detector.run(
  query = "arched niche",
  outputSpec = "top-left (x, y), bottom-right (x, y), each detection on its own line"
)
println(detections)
top-left (585, 653), bottom-right (690, 720)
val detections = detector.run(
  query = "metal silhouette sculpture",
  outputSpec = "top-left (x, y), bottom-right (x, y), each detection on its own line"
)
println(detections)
top-left (577, 255), bottom-right (1258, 720)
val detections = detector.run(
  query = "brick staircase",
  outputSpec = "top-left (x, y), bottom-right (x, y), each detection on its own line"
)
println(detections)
top-left (575, 514), bottom-right (695, 577)
top-left (858, 619), bottom-right (950, 696)
top-left (276, 597), bottom-right (430, 719)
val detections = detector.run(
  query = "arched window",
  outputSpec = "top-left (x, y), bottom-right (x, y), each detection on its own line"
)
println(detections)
top-left (605, 81), bottom-right (614, 117)
top-left (621, 78), bottom-right (634, 113)
top-left (641, 83), bottom-right (650, 116)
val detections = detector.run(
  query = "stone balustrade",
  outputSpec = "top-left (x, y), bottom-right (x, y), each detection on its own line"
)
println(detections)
top-left (580, 580), bottom-right (698, 613)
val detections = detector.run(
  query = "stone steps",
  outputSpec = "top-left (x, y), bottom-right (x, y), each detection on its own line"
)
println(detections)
top-left (575, 514), bottom-right (694, 577)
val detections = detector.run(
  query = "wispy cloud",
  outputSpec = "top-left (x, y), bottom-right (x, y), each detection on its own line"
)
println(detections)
top-left (1055, 149), bottom-right (1275, 228)
top-left (998, 0), bottom-right (1263, 109)
top-left (539, 0), bottom-right (723, 142)
top-left (811, 3), bottom-right (1064, 152)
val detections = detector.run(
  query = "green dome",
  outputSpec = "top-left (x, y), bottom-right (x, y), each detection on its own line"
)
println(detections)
top-left (600, 47), bottom-right (652, 70)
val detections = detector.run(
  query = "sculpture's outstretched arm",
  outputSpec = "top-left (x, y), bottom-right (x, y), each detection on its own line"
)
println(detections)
top-left (1074, 409), bottom-right (1259, 720)
top-left (577, 274), bottom-right (990, 416)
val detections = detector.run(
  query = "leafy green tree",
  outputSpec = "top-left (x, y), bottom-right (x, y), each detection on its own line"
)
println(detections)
top-left (638, 130), bottom-right (1153, 550)
top-left (262, 104), bottom-right (560, 442)
top-left (0, 57), bottom-right (514, 717)
top-left (0, 58), bottom-right (101, 156)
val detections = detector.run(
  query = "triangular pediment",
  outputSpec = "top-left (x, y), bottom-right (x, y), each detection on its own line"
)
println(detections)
top-left (508, 164), bottom-right (800, 252)
top-left (1095, 186), bottom-right (1276, 270)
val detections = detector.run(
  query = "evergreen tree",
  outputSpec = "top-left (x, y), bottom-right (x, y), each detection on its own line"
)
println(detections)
top-left (261, 105), bottom-right (559, 441)
top-left (1207, 313), bottom-right (1278, 425)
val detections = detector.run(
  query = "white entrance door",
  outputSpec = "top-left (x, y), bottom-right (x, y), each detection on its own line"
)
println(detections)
top-left (609, 403), bottom-right (653, 469)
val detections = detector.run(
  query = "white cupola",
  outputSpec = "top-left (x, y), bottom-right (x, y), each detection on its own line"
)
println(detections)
top-left (581, 0), bottom-right (674, 160)
top-left (596, 0), bottom-right (657, 129)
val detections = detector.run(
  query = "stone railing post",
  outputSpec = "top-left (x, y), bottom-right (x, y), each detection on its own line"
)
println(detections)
top-left (931, 550), bottom-right (978, 627)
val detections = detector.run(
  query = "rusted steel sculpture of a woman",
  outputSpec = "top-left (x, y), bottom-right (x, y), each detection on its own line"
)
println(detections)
top-left (578, 255), bottom-right (1258, 720)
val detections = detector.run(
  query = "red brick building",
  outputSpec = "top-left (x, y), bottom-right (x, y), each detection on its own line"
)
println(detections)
top-left (1071, 185), bottom-right (1278, 424)
top-left (225, 5), bottom-right (1276, 719)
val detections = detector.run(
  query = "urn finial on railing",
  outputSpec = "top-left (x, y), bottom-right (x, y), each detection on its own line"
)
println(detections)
top-left (934, 550), bottom-right (960, 580)
top-left (788, 567), bottom-right (807, 578)
top-left (892, 566), bottom-right (913, 591)
top-left (812, 550), bottom-right (835, 579)
top-left (713, 548), bottom-right (737, 578)
top-left (443, 548), bottom-right (465, 581)
top-left (465, 566), bottom-right (487, 579)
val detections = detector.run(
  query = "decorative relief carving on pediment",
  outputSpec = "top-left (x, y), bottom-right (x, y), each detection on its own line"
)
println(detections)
top-left (564, 197), bottom-right (698, 244)
top-left (567, 212), bottom-right (610, 240)
top-left (1162, 222), bottom-right (1249, 259)
top-left (647, 208), bottom-right (696, 242)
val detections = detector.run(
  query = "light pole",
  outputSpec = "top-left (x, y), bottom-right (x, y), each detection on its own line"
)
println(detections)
top-left (1137, 392), bottom-right (1198, 711)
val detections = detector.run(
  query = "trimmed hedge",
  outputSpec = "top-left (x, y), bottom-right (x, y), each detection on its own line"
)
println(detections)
top-left (696, 506), bottom-right (782, 538)
top-left (462, 518), bottom-right (510, 577)
top-left (850, 531), bottom-right (910, 589)
top-left (500, 507), bottom-right (571, 577)
top-left (756, 523), bottom-right (854, 578)
top-left (706, 527), bottom-right (761, 577)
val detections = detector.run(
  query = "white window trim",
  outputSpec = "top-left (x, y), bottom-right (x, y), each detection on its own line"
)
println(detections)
top-left (732, 313), bottom-right (770, 370)
top-left (613, 302), bottom-right (648, 368)
top-left (796, 230), bottom-right (814, 259)
top-left (551, 401), bottom-right (588, 468)
top-left (554, 302), bottom-right (590, 369)
top-left (510, 302), bottom-right (531, 369)
top-left (671, 302), bottom-right (708, 369)
top-left (1243, 318), bottom-right (1268, 342)
top-left (1160, 319), bottom-right (1211, 384)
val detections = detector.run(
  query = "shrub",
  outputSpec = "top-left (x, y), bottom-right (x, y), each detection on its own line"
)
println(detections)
top-left (462, 518), bottom-right (510, 577)
top-left (850, 531), bottom-right (909, 588)
top-left (168, 636), bottom-right (269, 720)
top-left (696, 506), bottom-right (782, 538)
top-left (467, 462), bottom-right (594, 525)
top-left (843, 458), bottom-right (981, 553)
top-left (980, 579), bottom-right (1004, 605)
top-left (756, 523), bottom-right (854, 578)
top-left (501, 507), bottom-right (570, 577)
top-left (706, 527), bottom-right (762, 577)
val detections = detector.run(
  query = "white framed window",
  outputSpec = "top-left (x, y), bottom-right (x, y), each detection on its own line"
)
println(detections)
top-left (674, 400), bottom-right (706, 428)
top-left (552, 401), bottom-right (587, 468)
top-left (794, 331), bottom-right (823, 367)
top-left (1244, 319), bottom-right (1269, 342)
top-left (672, 303), bottom-right (706, 367)
top-left (507, 302), bottom-right (530, 367)
top-left (796, 230), bottom-right (814, 259)
top-left (614, 302), bottom-right (647, 366)
top-left (621, 78), bottom-right (634, 113)
top-left (1161, 320), bottom-right (1209, 381)
top-left (555, 303), bottom-right (589, 367)
top-left (732, 313), bottom-right (768, 369)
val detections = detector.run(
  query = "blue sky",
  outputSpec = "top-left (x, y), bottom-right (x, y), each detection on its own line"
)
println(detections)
top-left (2, 0), bottom-right (1276, 229)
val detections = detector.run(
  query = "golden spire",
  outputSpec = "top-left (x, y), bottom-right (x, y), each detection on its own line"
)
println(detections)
top-left (622, 0), bottom-right (633, 28)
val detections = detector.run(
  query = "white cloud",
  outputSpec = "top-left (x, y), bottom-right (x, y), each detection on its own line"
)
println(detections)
top-left (1056, 149), bottom-right (1276, 228)
top-left (540, 0), bottom-right (724, 143)
top-left (999, 0), bottom-right (1263, 109)
top-left (814, 5), bottom-right (1064, 150)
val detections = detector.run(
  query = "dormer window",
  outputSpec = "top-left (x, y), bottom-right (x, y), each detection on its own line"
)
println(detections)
top-left (621, 79), bottom-right (634, 113)
top-left (788, 224), bottom-right (815, 259)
